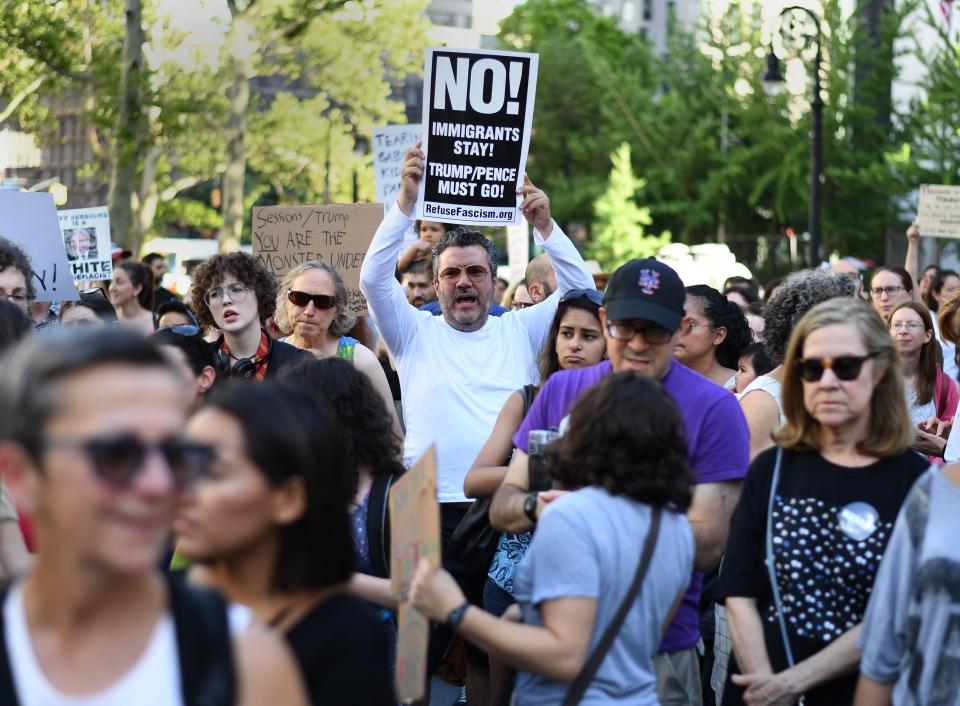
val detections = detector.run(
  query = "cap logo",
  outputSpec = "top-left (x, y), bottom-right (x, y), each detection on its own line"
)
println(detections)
top-left (637, 269), bottom-right (661, 295)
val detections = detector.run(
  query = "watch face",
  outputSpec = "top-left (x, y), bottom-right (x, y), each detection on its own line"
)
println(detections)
top-left (524, 493), bottom-right (538, 520)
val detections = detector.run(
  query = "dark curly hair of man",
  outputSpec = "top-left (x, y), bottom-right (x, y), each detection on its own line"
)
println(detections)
top-left (546, 372), bottom-right (693, 511)
top-left (0, 236), bottom-right (36, 301)
top-left (191, 252), bottom-right (277, 331)
top-left (279, 356), bottom-right (404, 485)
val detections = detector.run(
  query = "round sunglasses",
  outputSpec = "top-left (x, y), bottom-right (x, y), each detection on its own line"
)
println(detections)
top-left (794, 353), bottom-right (879, 382)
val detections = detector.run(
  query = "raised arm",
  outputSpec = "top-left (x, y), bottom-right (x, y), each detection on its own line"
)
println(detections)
top-left (905, 223), bottom-right (924, 305)
top-left (359, 145), bottom-right (426, 357)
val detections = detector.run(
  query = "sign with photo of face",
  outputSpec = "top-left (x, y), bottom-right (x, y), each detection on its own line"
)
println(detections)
top-left (59, 206), bottom-right (112, 281)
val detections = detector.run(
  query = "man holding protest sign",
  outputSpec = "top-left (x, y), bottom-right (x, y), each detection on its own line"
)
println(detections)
top-left (360, 141), bottom-right (594, 700)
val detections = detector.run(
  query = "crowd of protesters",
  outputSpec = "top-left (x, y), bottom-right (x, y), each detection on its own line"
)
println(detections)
top-left (0, 141), bottom-right (956, 706)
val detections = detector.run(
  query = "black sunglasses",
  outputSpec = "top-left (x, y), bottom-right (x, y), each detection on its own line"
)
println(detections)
top-left (287, 290), bottom-right (337, 310)
top-left (795, 353), bottom-right (879, 382)
top-left (560, 288), bottom-right (603, 307)
top-left (43, 434), bottom-right (215, 490)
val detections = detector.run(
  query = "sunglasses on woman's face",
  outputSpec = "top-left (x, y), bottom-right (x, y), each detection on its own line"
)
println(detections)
top-left (286, 290), bottom-right (337, 310)
top-left (795, 353), bottom-right (878, 382)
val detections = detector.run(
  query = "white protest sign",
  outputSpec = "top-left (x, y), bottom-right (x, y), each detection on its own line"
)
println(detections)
top-left (58, 206), bottom-right (112, 282)
top-left (507, 221), bottom-right (530, 282)
top-left (0, 191), bottom-right (79, 301)
top-left (373, 124), bottom-right (421, 245)
top-left (917, 184), bottom-right (960, 239)
top-left (373, 124), bottom-right (422, 206)
top-left (417, 47), bottom-right (539, 227)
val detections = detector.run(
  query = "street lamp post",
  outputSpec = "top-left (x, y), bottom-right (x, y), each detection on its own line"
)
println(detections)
top-left (763, 6), bottom-right (824, 268)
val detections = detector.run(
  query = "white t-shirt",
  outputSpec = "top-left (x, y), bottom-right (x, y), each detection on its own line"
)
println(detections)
top-left (360, 204), bottom-right (595, 502)
top-left (4, 583), bottom-right (252, 706)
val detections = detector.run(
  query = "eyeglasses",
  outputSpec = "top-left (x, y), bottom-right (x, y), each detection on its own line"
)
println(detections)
top-left (889, 321), bottom-right (926, 332)
top-left (287, 290), bottom-right (337, 310)
top-left (438, 265), bottom-right (491, 285)
top-left (606, 321), bottom-right (673, 344)
top-left (205, 282), bottom-right (248, 307)
top-left (560, 288), bottom-right (604, 307)
top-left (870, 285), bottom-right (906, 299)
top-left (679, 318), bottom-right (714, 336)
top-left (795, 353), bottom-right (879, 382)
top-left (511, 300), bottom-right (532, 310)
top-left (43, 434), bottom-right (215, 490)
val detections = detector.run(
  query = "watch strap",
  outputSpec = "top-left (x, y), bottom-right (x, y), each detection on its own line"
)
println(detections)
top-left (445, 601), bottom-right (470, 631)
top-left (523, 492), bottom-right (539, 523)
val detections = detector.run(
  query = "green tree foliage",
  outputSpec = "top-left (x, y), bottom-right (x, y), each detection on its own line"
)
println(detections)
top-left (587, 143), bottom-right (669, 270)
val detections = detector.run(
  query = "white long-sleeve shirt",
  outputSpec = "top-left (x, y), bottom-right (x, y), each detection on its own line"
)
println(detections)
top-left (360, 203), bottom-right (595, 502)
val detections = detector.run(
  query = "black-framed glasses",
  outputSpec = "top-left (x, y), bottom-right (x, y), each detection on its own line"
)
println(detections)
top-left (869, 285), bottom-right (905, 299)
top-left (438, 265), bottom-right (491, 284)
top-left (795, 353), bottom-right (879, 382)
top-left (43, 433), bottom-right (215, 490)
top-left (560, 288), bottom-right (603, 307)
top-left (205, 282), bottom-right (248, 307)
top-left (286, 290), bottom-right (337, 310)
top-left (606, 321), bottom-right (673, 344)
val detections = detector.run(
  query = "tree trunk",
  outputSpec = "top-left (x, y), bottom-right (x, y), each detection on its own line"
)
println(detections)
top-left (852, 0), bottom-right (894, 149)
top-left (107, 0), bottom-right (147, 252)
top-left (219, 12), bottom-right (254, 253)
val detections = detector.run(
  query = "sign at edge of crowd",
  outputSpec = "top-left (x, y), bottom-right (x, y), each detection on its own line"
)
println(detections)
top-left (918, 184), bottom-right (960, 239)
top-left (0, 190), bottom-right (80, 301)
top-left (251, 203), bottom-right (383, 317)
top-left (372, 124), bottom-right (421, 246)
top-left (389, 444), bottom-right (440, 704)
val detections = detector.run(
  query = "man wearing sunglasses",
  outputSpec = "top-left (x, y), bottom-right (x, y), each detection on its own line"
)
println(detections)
top-left (191, 252), bottom-right (310, 380)
top-left (0, 328), bottom-right (308, 705)
top-left (489, 258), bottom-right (750, 706)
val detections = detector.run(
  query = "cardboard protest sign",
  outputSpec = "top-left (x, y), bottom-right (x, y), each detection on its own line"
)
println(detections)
top-left (389, 445), bottom-right (440, 704)
top-left (417, 47), bottom-right (539, 227)
top-left (917, 184), bottom-right (960, 239)
top-left (251, 204), bottom-right (382, 316)
top-left (58, 206), bottom-right (112, 282)
top-left (0, 191), bottom-right (79, 301)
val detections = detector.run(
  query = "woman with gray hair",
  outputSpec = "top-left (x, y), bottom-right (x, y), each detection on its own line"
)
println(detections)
top-left (739, 269), bottom-right (857, 462)
top-left (276, 261), bottom-right (402, 438)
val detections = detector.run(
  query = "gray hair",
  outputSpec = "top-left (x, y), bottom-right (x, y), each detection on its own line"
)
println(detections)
top-left (763, 269), bottom-right (856, 365)
top-left (274, 261), bottom-right (356, 337)
top-left (431, 230), bottom-right (499, 279)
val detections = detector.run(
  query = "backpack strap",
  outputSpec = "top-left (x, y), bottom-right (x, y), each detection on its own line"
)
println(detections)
top-left (0, 584), bottom-right (18, 706)
top-left (366, 471), bottom-right (399, 579)
top-left (562, 507), bottom-right (662, 706)
top-left (521, 384), bottom-right (538, 416)
top-left (167, 573), bottom-right (236, 706)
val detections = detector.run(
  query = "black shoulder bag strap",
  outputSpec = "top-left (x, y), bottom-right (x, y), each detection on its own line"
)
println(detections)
top-left (562, 506), bottom-right (662, 706)
top-left (0, 584), bottom-right (18, 706)
top-left (168, 574), bottom-right (236, 706)
top-left (366, 470), bottom-right (399, 579)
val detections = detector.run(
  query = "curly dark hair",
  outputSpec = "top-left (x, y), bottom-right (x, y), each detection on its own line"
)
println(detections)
top-left (0, 236), bottom-right (35, 301)
top-left (685, 284), bottom-right (752, 369)
top-left (278, 356), bottom-right (404, 484)
top-left (431, 229), bottom-right (499, 278)
top-left (117, 261), bottom-right (154, 311)
top-left (191, 252), bottom-right (278, 331)
top-left (537, 295), bottom-right (603, 383)
top-left (546, 372), bottom-right (693, 510)
top-left (763, 269), bottom-right (855, 365)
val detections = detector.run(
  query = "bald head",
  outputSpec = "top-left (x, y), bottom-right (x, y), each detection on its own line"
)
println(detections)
top-left (524, 253), bottom-right (557, 304)
top-left (829, 259), bottom-right (862, 295)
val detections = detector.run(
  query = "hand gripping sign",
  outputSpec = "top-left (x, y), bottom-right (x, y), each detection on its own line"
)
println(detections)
top-left (417, 47), bottom-right (539, 226)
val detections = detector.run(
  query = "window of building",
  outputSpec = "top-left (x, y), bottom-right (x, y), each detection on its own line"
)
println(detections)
top-left (643, 0), bottom-right (653, 21)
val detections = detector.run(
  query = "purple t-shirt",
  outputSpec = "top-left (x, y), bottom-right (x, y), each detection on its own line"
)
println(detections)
top-left (513, 359), bottom-right (750, 653)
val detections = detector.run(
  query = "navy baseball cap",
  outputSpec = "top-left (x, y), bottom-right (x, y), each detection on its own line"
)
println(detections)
top-left (603, 258), bottom-right (685, 332)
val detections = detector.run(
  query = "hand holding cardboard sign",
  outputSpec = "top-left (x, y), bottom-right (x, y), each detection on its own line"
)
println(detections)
top-left (518, 174), bottom-right (553, 238)
top-left (398, 141), bottom-right (425, 216)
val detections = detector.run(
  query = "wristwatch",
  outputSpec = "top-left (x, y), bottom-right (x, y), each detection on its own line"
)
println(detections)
top-left (445, 601), bottom-right (470, 631)
top-left (523, 492), bottom-right (539, 523)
